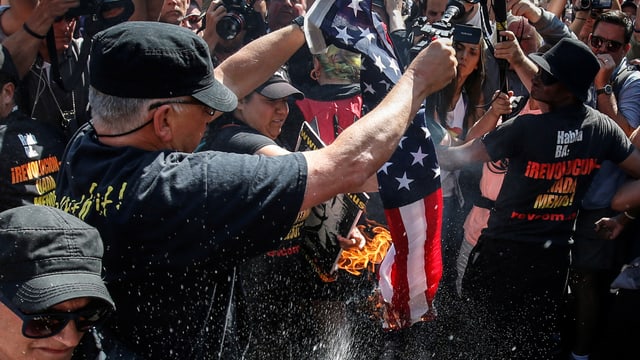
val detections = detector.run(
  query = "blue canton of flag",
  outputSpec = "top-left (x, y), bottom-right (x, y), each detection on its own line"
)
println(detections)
top-left (377, 121), bottom-right (441, 208)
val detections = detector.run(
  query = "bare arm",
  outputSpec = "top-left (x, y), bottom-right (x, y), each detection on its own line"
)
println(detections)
top-left (3, 0), bottom-right (79, 78)
top-left (594, 52), bottom-right (636, 136)
top-left (385, 0), bottom-right (405, 33)
top-left (214, 23), bottom-right (305, 101)
top-left (493, 30), bottom-right (538, 92)
top-left (255, 144), bottom-right (290, 156)
top-left (436, 137), bottom-right (492, 171)
top-left (465, 90), bottom-right (513, 141)
top-left (545, 0), bottom-right (566, 19)
top-left (299, 39), bottom-right (458, 210)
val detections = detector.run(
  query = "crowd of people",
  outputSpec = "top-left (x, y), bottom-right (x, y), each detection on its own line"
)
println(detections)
top-left (0, 0), bottom-right (639, 359)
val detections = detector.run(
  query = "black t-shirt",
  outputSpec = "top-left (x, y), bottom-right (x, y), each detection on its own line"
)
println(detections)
top-left (199, 118), bottom-right (319, 299)
top-left (199, 116), bottom-right (277, 154)
top-left (55, 123), bottom-right (307, 359)
top-left (481, 104), bottom-right (633, 244)
top-left (0, 110), bottom-right (66, 212)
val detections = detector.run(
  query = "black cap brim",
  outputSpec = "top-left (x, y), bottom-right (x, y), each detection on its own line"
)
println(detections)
top-left (256, 82), bottom-right (304, 100)
top-left (529, 53), bottom-right (553, 76)
top-left (3, 273), bottom-right (115, 313)
top-left (192, 79), bottom-right (238, 112)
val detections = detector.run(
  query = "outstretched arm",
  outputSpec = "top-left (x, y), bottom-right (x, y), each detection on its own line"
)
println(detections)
top-left (300, 39), bottom-right (458, 210)
top-left (214, 22), bottom-right (305, 101)
top-left (436, 137), bottom-right (492, 171)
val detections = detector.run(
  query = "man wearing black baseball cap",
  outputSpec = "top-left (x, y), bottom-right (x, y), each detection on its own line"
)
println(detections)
top-left (437, 37), bottom-right (640, 359)
top-left (55, 20), bottom-right (457, 359)
top-left (0, 205), bottom-right (114, 360)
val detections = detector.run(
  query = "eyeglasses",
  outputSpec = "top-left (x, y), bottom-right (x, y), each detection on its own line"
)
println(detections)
top-left (590, 35), bottom-right (624, 53)
top-left (535, 69), bottom-right (558, 86)
top-left (0, 295), bottom-right (112, 339)
top-left (149, 99), bottom-right (216, 117)
top-left (180, 13), bottom-right (205, 26)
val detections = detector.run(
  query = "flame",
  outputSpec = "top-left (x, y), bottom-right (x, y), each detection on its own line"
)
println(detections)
top-left (336, 221), bottom-right (392, 275)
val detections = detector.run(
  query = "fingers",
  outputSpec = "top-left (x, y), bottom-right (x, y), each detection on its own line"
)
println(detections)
top-left (499, 30), bottom-right (516, 41)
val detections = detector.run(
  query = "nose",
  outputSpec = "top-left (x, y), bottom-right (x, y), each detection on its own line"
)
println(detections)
top-left (275, 100), bottom-right (289, 114)
top-left (52, 321), bottom-right (84, 347)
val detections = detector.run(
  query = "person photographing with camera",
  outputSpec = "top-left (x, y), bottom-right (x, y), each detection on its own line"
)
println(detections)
top-left (201, 0), bottom-right (267, 65)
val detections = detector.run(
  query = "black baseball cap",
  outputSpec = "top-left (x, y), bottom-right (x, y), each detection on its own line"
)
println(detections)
top-left (0, 205), bottom-right (114, 313)
top-left (255, 71), bottom-right (304, 100)
top-left (529, 38), bottom-right (599, 102)
top-left (90, 21), bottom-right (237, 112)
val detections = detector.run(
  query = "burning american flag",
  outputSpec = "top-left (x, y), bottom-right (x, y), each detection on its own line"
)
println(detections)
top-left (306, 0), bottom-right (443, 329)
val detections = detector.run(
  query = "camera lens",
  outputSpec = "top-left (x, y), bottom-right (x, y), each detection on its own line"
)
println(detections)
top-left (580, 0), bottom-right (591, 9)
top-left (216, 13), bottom-right (245, 40)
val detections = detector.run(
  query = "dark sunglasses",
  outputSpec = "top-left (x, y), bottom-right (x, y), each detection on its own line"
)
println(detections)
top-left (536, 69), bottom-right (558, 86)
top-left (1, 295), bottom-right (112, 339)
top-left (590, 35), bottom-right (624, 53)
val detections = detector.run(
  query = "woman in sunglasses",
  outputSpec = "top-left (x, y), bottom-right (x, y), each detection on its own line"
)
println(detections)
top-left (0, 205), bottom-right (115, 360)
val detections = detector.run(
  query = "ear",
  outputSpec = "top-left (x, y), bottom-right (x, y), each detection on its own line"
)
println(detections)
top-left (1, 82), bottom-right (15, 104)
top-left (151, 104), bottom-right (174, 143)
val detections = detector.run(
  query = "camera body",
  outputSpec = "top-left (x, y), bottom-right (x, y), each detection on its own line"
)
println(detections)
top-left (65, 0), bottom-right (101, 18)
top-left (578, 0), bottom-right (612, 10)
top-left (216, 0), bottom-right (258, 40)
top-left (410, 22), bottom-right (482, 58)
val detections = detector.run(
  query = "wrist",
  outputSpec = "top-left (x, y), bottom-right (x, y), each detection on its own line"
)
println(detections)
top-left (291, 15), bottom-right (304, 32)
top-left (624, 210), bottom-right (638, 220)
top-left (526, 6), bottom-right (543, 23)
top-left (22, 22), bottom-right (46, 40)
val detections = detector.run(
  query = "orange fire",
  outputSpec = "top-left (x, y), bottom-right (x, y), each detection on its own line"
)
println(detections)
top-left (336, 222), bottom-right (392, 275)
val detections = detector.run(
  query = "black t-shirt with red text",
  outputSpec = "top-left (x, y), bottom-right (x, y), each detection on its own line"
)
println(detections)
top-left (0, 110), bottom-right (66, 211)
top-left (481, 104), bottom-right (633, 244)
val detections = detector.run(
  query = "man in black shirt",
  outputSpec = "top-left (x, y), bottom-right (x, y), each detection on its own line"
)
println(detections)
top-left (438, 37), bottom-right (640, 359)
top-left (55, 20), bottom-right (458, 359)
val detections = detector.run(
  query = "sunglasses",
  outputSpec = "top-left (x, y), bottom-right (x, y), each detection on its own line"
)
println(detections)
top-left (1, 295), bottom-right (112, 339)
top-left (590, 35), bottom-right (624, 53)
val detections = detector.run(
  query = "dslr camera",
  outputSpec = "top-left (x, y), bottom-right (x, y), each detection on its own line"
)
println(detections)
top-left (577, 0), bottom-right (612, 10)
top-left (65, 0), bottom-right (100, 18)
top-left (216, 0), bottom-right (262, 40)
top-left (410, 0), bottom-right (482, 59)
